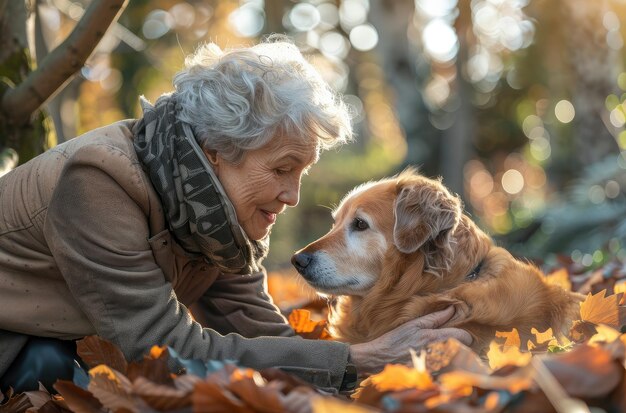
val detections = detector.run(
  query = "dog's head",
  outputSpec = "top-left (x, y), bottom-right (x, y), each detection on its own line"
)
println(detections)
top-left (291, 167), bottom-right (487, 296)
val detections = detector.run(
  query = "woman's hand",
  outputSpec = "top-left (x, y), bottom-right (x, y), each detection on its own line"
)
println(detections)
top-left (348, 306), bottom-right (472, 377)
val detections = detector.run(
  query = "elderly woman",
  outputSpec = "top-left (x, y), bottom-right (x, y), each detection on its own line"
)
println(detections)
top-left (0, 38), bottom-right (471, 393)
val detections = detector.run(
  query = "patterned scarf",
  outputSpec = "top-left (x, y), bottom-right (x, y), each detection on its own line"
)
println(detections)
top-left (132, 94), bottom-right (269, 275)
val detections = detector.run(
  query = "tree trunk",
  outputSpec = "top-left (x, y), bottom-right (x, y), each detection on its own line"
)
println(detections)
top-left (0, 0), bottom-right (47, 167)
top-left (0, 0), bottom-right (129, 166)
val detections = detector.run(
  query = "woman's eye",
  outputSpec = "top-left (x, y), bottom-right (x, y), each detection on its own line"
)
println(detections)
top-left (275, 168), bottom-right (290, 175)
top-left (353, 217), bottom-right (369, 231)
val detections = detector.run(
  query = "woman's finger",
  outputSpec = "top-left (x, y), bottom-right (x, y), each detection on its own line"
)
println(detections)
top-left (431, 327), bottom-right (473, 346)
top-left (410, 306), bottom-right (456, 329)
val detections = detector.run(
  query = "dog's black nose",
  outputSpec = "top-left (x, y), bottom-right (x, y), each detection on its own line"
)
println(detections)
top-left (291, 252), bottom-right (312, 271)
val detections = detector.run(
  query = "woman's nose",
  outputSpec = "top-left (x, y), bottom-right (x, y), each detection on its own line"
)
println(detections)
top-left (278, 178), bottom-right (300, 207)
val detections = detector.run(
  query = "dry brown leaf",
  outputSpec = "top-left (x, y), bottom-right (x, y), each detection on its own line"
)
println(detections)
top-left (173, 374), bottom-right (203, 392)
top-left (53, 381), bottom-right (105, 413)
top-left (0, 393), bottom-right (32, 413)
top-left (424, 339), bottom-right (489, 375)
top-left (543, 344), bottom-right (623, 398)
top-left (580, 289), bottom-right (623, 327)
top-left (126, 345), bottom-right (172, 386)
top-left (87, 365), bottom-right (138, 413)
top-left (21, 387), bottom-right (53, 411)
top-left (193, 380), bottom-right (253, 413)
top-left (131, 376), bottom-right (191, 411)
top-left (486, 341), bottom-right (532, 370)
top-left (545, 268), bottom-right (572, 292)
top-left (288, 309), bottom-right (332, 340)
top-left (227, 369), bottom-right (284, 413)
top-left (28, 400), bottom-right (70, 413)
top-left (570, 320), bottom-right (598, 343)
top-left (77, 336), bottom-right (128, 374)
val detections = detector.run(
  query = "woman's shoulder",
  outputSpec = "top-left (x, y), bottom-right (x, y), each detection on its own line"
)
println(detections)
top-left (58, 119), bottom-right (139, 160)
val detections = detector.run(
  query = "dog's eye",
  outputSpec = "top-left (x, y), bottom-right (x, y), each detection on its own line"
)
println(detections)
top-left (352, 217), bottom-right (369, 231)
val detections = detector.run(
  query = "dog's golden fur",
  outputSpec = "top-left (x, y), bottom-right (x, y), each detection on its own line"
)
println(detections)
top-left (292, 168), bottom-right (582, 354)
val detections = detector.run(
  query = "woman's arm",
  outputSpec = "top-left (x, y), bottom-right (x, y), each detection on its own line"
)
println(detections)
top-left (189, 268), bottom-right (296, 338)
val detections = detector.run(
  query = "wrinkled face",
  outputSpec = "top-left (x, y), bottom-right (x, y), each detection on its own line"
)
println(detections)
top-left (208, 135), bottom-right (318, 241)
top-left (292, 181), bottom-right (397, 295)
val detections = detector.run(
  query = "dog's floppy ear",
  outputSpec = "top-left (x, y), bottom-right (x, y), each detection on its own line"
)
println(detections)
top-left (393, 179), bottom-right (462, 256)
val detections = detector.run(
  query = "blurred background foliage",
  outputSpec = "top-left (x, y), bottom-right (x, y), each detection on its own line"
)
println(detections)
top-left (18, 0), bottom-right (626, 272)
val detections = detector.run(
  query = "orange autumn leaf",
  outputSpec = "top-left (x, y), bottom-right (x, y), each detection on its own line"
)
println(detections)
top-left (487, 341), bottom-right (532, 370)
top-left (532, 327), bottom-right (555, 344)
top-left (545, 268), bottom-right (572, 292)
top-left (580, 289), bottom-right (623, 327)
top-left (614, 281), bottom-right (626, 305)
top-left (527, 327), bottom-right (559, 351)
top-left (288, 309), bottom-right (332, 340)
top-left (369, 364), bottom-right (434, 392)
top-left (149, 345), bottom-right (167, 359)
top-left (495, 328), bottom-right (521, 348)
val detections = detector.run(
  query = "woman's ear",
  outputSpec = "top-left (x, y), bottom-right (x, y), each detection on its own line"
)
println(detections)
top-left (203, 149), bottom-right (220, 173)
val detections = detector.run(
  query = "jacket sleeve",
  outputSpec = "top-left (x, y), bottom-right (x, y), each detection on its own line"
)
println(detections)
top-left (43, 143), bottom-right (350, 390)
top-left (189, 268), bottom-right (296, 338)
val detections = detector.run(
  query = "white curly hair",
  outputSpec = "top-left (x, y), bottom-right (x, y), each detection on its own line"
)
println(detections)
top-left (172, 36), bottom-right (353, 164)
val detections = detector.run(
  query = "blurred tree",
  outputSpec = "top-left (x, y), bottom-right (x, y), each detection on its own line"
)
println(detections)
top-left (0, 0), bottom-right (128, 171)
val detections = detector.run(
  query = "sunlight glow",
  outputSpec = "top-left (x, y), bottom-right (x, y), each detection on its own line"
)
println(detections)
top-left (422, 19), bottom-right (459, 63)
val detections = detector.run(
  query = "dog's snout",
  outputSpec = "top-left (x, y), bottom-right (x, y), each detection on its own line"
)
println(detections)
top-left (291, 252), bottom-right (313, 272)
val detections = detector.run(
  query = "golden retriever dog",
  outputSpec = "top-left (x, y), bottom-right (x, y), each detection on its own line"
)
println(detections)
top-left (291, 168), bottom-right (582, 355)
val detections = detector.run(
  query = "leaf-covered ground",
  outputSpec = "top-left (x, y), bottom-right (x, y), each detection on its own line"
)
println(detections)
top-left (3, 255), bottom-right (626, 413)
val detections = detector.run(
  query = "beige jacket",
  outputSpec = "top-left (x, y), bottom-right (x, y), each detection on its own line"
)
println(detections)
top-left (0, 121), bottom-right (349, 388)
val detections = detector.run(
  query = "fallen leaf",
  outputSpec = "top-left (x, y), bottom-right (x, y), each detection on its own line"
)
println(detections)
top-left (227, 369), bottom-right (284, 413)
top-left (545, 268), bottom-right (572, 292)
top-left (588, 324), bottom-right (622, 345)
top-left (132, 376), bottom-right (190, 411)
top-left (486, 341), bottom-right (532, 370)
top-left (288, 309), bottom-right (332, 340)
top-left (53, 380), bottom-right (105, 413)
top-left (369, 364), bottom-right (434, 392)
top-left (126, 345), bottom-right (172, 386)
top-left (312, 396), bottom-right (379, 412)
top-left (494, 328), bottom-right (521, 348)
top-left (439, 364), bottom-right (534, 394)
top-left (87, 365), bottom-right (138, 413)
top-left (543, 344), bottom-right (623, 398)
top-left (424, 339), bottom-right (489, 375)
top-left (192, 380), bottom-right (252, 413)
top-left (77, 336), bottom-right (128, 374)
top-left (579, 290), bottom-right (623, 327)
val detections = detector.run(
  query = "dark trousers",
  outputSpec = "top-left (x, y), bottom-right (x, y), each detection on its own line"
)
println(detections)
top-left (0, 337), bottom-right (79, 393)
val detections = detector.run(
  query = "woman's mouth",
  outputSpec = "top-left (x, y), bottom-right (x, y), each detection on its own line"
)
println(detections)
top-left (261, 209), bottom-right (277, 225)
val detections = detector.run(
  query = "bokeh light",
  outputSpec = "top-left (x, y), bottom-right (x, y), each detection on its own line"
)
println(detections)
top-left (349, 24), bottom-right (379, 51)
top-left (422, 19), bottom-right (459, 63)
top-left (554, 100), bottom-right (575, 123)
top-left (229, 3), bottom-right (265, 38)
